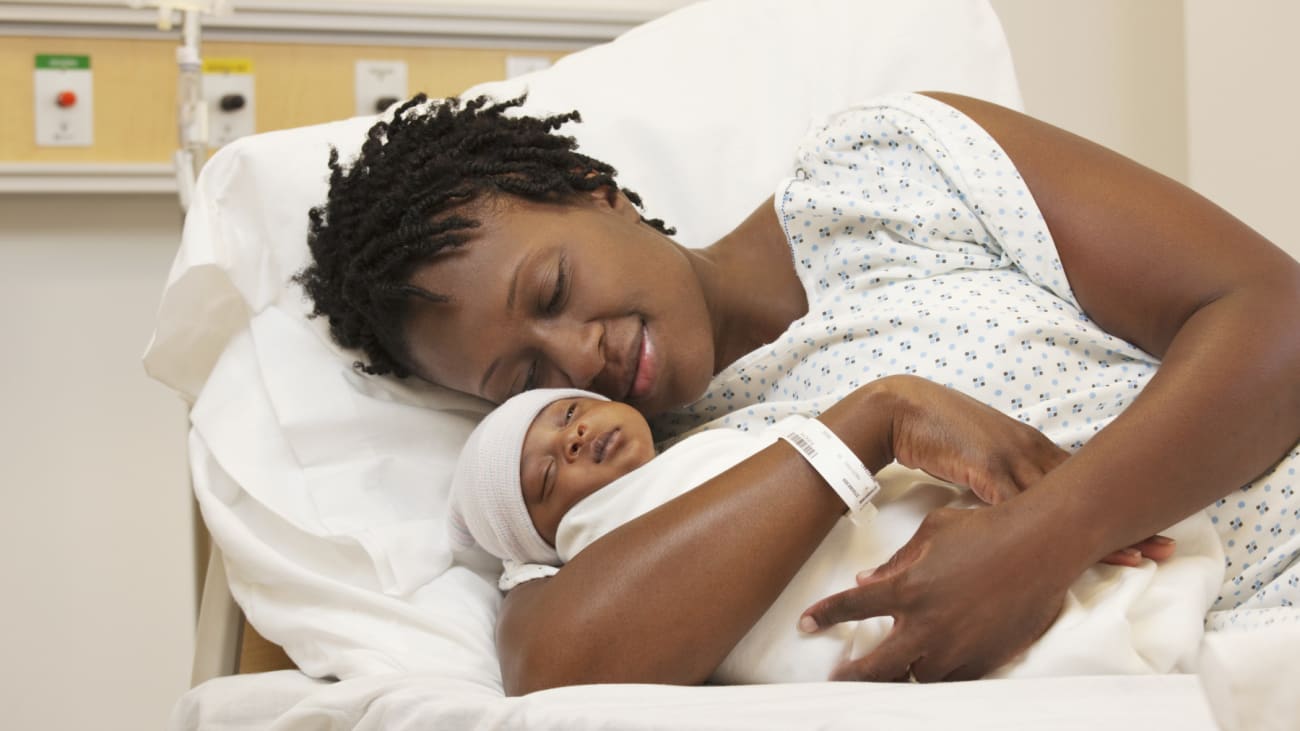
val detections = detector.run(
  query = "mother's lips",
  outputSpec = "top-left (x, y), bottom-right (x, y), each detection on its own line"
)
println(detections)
top-left (620, 323), bottom-right (644, 402)
top-left (628, 322), bottom-right (655, 402)
top-left (591, 318), bottom-right (652, 403)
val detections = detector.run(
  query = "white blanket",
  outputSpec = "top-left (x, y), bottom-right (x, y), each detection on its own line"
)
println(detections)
top-left (553, 429), bottom-right (1224, 683)
top-left (170, 613), bottom-right (1300, 730)
top-left (172, 671), bottom-right (1221, 730)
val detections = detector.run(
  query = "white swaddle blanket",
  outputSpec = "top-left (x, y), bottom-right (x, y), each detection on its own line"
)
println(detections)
top-left (555, 427), bottom-right (1224, 683)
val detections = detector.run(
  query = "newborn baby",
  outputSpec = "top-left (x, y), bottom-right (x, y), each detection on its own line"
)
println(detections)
top-left (448, 388), bottom-right (1222, 683)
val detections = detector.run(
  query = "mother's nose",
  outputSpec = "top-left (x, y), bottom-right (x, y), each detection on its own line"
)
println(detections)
top-left (542, 319), bottom-right (606, 391)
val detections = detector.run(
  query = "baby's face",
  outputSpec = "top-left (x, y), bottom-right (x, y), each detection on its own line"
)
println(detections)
top-left (520, 396), bottom-right (655, 546)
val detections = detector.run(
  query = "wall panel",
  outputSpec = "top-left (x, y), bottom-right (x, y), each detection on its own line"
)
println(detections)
top-left (1, 35), bottom-right (570, 163)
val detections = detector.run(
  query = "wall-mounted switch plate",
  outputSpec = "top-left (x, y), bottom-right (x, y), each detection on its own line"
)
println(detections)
top-left (355, 60), bottom-right (408, 116)
top-left (34, 54), bottom-right (93, 146)
top-left (505, 55), bottom-right (552, 80)
top-left (203, 58), bottom-right (255, 149)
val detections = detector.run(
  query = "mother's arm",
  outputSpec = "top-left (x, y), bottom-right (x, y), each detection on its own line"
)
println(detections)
top-left (803, 92), bottom-right (1300, 682)
top-left (499, 433), bottom-right (845, 693)
top-left (497, 375), bottom-right (1065, 694)
top-left (932, 93), bottom-right (1300, 500)
top-left (497, 392), bottom-right (866, 694)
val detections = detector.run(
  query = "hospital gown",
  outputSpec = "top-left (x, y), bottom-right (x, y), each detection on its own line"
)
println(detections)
top-left (649, 92), bottom-right (1300, 621)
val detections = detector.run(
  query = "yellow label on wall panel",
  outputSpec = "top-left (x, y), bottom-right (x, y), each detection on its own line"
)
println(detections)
top-left (203, 58), bottom-right (253, 74)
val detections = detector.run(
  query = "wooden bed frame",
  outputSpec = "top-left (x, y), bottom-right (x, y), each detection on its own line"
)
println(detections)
top-left (192, 546), bottom-right (296, 684)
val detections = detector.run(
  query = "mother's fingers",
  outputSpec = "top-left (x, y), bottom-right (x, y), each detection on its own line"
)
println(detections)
top-left (801, 537), bottom-right (929, 631)
top-left (1132, 534), bottom-right (1177, 561)
top-left (968, 475), bottom-right (1022, 505)
top-left (800, 572), bottom-right (898, 633)
top-left (1099, 547), bottom-right (1143, 567)
top-left (830, 630), bottom-right (918, 682)
top-left (1099, 535), bottom-right (1177, 566)
top-left (972, 438), bottom-right (1069, 505)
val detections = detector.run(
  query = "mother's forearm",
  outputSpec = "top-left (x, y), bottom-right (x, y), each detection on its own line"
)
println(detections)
top-left (497, 383), bottom-right (897, 694)
top-left (497, 444), bottom-right (844, 693)
top-left (1016, 277), bottom-right (1300, 570)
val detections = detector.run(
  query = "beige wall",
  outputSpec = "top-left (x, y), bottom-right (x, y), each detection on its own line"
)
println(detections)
top-left (0, 195), bottom-right (194, 731)
top-left (992, 0), bottom-right (1297, 262)
top-left (1185, 1), bottom-right (1299, 260)
top-left (992, 0), bottom-right (1188, 182)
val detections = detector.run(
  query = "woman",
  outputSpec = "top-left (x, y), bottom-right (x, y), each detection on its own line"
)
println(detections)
top-left (298, 92), bottom-right (1300, 693)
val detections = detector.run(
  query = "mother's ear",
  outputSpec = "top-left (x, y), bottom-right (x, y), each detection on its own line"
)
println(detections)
top-left (585, 183), bottom-right (642, 221)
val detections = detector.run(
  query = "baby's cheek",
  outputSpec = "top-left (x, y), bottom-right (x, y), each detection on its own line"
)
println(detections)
top-left (619, 454), bottom-right (653, 479)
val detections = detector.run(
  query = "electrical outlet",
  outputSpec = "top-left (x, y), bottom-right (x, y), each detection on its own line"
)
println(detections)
top-left (505, 55), bottom-right (552, 80)
top-left (34, 54), bottom-right (93, 146)
top-left (355, 60), bottom-right (408, 116)
top-left (203, 58), bottom-right (255, 149)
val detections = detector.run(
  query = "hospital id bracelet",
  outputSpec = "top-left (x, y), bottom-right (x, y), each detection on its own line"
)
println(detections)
top-left (774, 415), bottom-right (881, 515)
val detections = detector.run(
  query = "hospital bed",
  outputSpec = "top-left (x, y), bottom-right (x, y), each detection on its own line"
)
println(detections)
top-left (146, 1), bottom-right (1296, 728)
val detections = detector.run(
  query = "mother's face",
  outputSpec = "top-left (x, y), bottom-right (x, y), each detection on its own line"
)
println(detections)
top-left (402, 189), bottom-right (715, 418)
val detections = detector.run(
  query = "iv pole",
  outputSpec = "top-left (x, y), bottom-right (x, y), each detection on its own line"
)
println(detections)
top-left (130, 1), bottom-right (235, 672)
top-left (132, 1), bottom-right (232, 211)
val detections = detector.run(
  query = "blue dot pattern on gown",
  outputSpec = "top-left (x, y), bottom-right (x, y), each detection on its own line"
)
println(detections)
top-left (649, 93), bottom-right (1300, 619)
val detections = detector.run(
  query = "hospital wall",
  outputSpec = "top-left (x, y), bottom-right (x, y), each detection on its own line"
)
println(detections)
top-left (1, 3), bottom-right (1296, 730)
top-left (996, 0), bottom-right (1300, 262)
top-left (0, 195), bottom-right (194, 730)
top-left (1183, 1), bottom-right (1300, 257)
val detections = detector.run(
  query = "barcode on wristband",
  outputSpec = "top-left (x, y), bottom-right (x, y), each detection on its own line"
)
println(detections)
top-left (786, 432), bottom-right (818, 459)
top-left (774, 415), bottom-right (880, 518)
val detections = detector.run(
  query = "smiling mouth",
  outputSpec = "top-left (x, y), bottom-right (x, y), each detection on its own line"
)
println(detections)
top-left (592, 427), bottom-right (620, 463)
top-left (625, 321), bottom-right (655, 403)
top-left (620, 324), bottom-right (643, 402)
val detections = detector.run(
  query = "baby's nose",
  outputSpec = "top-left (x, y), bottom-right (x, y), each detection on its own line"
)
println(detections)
top-left (565, 423), bottom-right (588, 459)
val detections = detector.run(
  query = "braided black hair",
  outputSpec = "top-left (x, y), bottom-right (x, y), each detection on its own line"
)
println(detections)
top-left (295, 93), bottom-right (673, 378)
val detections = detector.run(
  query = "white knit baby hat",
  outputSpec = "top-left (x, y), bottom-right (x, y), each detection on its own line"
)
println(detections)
top-left (447, 387), bottom-right (607, 565)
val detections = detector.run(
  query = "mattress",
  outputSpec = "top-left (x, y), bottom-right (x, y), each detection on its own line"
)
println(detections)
top-left (173, 671), bottom-right (1217, 730)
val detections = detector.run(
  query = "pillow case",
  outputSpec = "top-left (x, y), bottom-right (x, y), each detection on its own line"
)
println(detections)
top-left (145, 0), bottom-right (1023, 683)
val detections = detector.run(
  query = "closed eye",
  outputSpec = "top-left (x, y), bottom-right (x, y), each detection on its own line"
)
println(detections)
top-left (519, 253), bottom-right (569, 395)
top-left (545, 254), bottom-right (568, 314)
top-left (521, 360), bottom-right (539, 393)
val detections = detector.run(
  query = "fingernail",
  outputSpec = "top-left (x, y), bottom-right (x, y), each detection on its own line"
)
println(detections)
top-left (799, 615), bottom-right (819, 633)
top-left (1123, 547), bottom-right (1142, 559)
top-left (1150, 536), bottom-right (1176, 545)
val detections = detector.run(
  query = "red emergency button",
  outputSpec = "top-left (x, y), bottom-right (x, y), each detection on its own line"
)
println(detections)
top-left (56, 90), bottom-right (77, 108)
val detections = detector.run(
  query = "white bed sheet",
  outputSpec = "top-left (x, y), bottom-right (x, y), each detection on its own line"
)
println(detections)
top-left (172, 615), bottom-right (1300, 731)
top-left (173, 671), bottom-right (1217, 731)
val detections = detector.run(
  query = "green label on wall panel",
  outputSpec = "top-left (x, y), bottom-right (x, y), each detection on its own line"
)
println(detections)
top-left (35, 54), bottom-right (91, 70)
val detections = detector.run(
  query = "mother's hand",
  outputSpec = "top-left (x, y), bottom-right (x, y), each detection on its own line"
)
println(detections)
top-left (880, 376), bottom-right (1174, 567)
top-left (798, 504), bottom-right (1177, 681)
top-left (801, 504), bottom-right (1069, 682)
top-left (882, 375), bottom-right (1068, 505)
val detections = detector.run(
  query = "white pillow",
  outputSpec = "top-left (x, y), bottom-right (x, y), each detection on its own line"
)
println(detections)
top-left (146, 0), bottom-right (1023, 683)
